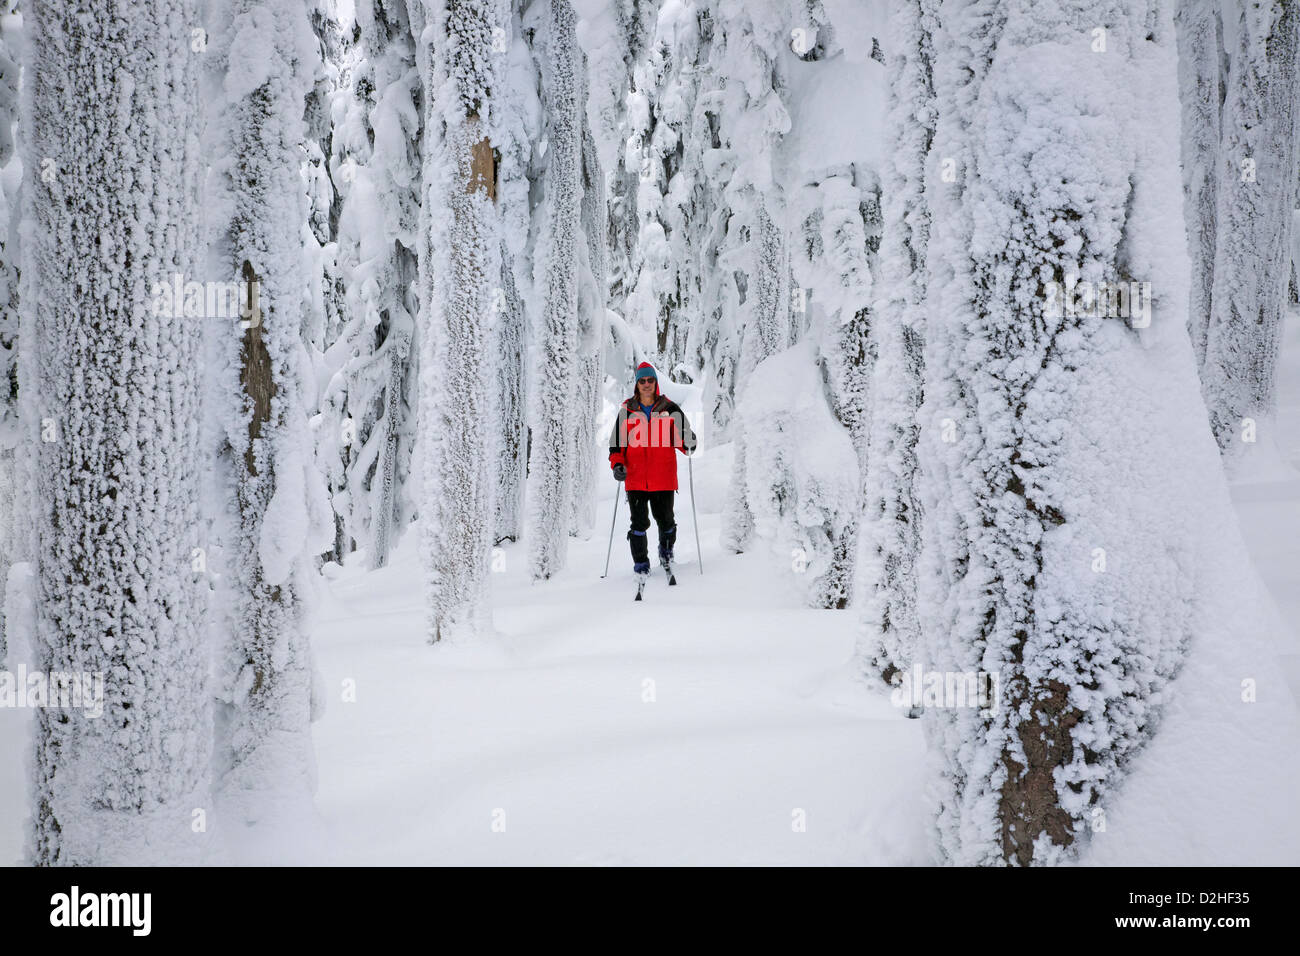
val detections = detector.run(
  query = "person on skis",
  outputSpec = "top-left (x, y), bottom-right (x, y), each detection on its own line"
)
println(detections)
top-left (608, 362), bottom-right (698, 578)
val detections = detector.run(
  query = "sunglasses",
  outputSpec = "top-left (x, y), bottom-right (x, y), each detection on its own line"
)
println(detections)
top-left (637, 377), bottom-right (655, 385)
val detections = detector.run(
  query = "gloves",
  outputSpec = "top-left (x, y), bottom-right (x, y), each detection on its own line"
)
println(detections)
top-left (613, 463), bottom-right (626, 482)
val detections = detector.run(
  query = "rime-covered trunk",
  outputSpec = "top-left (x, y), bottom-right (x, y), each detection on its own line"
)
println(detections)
top-left (374, 312), bottom-right (413, 566)
top-left (857, 0), bottom-right (934, 685)
top-left (490, 0), bottom-right (540, 546)
top-left (1175, 0), bottom-right (1223, 364)
top-left (22, 0), bottom-right (208, 863)
top-left (0, 0), bottom-right (19, 668)
top-left (210, 0), bottom-right (329, 806)
top-left (418, 0), bottom-right (501, 638)
top-left (569, 120), bottom-right (606, 539)
top-left (492, 247), bottom-right (526, 543)
top-left (526, 0), bottom-right (582, 579)
top-left (919, 0), bottom-right (1213, 864)
top-left (1200, 0), bottom-right (1300, 454)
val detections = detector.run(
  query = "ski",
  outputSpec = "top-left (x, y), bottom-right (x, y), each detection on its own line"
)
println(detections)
top-left (661, 556), bottom-right (676, 586)
top-left (634, 571), bottom-right (649, 601)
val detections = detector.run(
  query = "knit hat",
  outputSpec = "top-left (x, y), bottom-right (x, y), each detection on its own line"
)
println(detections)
top-left (632, 362), bottom-right (660, 401)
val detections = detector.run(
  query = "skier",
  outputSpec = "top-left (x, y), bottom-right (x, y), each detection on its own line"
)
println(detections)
top-left (608, 362), bottom-right (697, 588)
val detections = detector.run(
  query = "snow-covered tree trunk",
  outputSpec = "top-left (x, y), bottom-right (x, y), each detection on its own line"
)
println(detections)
top-left (418, 0), bottom-right (502, 637)
top-left (489, 0), bottom-right (541, 547)
top-left (492, 246), bottom-right (526, 543)
top-left (526, 0), bottom-right (582, 580)
top-left (208, 0), bottom-right (331, 806)
top-left (23, 0), bottom-right (208, 863)
top-left (918, 0), bottom-right (1220, 864)
top-left (857, 0), bottom-right (934, 686)
top-left (0, 0), bottom-right (20, 668)
top-left (1175, 0), bottom-right (1223, 365)
top-left (569, 118), bottom-right (606, 539)
top-left (373, 309), bottom-right (413, 566)
top-left (1200, 0), bottom-right (1300, 454)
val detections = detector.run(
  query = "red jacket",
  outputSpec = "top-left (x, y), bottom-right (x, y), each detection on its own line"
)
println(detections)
top-left (608, 390), bottom-right (697, 492)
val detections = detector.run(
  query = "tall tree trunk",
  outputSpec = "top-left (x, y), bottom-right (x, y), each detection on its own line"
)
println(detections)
top-left (24, 0), bottom-right (207, 863)
top-left (526, 0), bottom-right (582, 580)
top-left (1175, 0), bottom-right (1224, 365)
top-left (493, 246), bottom-right (526, 544)
top-left (858, 0), bottom-right (935, 688)
top-left (211, 0), bottom-right (327, 808)
top-left (1200, 0), bottom-right (1300, 454)
top-left (419, 0), bottom-right (501, 637)
top-left (919, 0), bottom-right (1216, 865)
top-left (0, 1), bottom-right (20, 669)
top-left (570, 118), bottom-right (606, 539)
top-left (372, 320), bottom-right (412, 568)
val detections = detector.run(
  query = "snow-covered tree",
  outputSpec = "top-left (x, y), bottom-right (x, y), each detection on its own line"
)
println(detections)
top-left (589, 1), bottom-right (884, 604)
top-left (0, 0), bottom-right (21, 667)
top-left (526, 0), bottom-right (583, 579)
top-left (702, 3), bottom-right (886, 610)
top-left (857, 0), bottom-right (934, 684)
top-left (417, 0), bottom-right (503, 636)
top-left (486, 0), bottom-right (543, 546)
top-left (738, 339), bottom-right (860, 608)
top-left (304, 0), bottom-right (347, 360)
top-left (207, 0), bottom-right (333, 806)
top-left (1199, 0), bottom-right (1300, 455)
top-left (22, 0), bottom-right (209, 863)
top-left (569, 119), bottom-right (606, 538)
top-left (777, 33), bottom-right (887, 607)
top-left (320, 0), bottom-right (422, 569)
top-left (619, 0), bottom-right (714, 373)
top-left (917, 0), bottom-right (1233, 864)
top-left (582, 0), bottom-right (661, 366)
top-left (1175, 0), bottom-right (1223, 366)
top-left (713, 2), bottom-right (795, 555)
top-left (491, 247), bottom-right (528, 542)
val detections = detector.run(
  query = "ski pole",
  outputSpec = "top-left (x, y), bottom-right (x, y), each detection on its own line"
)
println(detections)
top-left (688, 454), bottom-right (702, 575)
top-left (601, 481), bottom-right (621, 578)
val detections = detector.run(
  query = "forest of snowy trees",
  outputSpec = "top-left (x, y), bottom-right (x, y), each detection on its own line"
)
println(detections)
top-left (0, 0), bottom-right (1298, 870)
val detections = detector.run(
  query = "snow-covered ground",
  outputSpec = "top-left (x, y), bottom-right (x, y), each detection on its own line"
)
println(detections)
top-left (1232, 316), bottom-right (1300, 708)
top-left (296, 470), bottom-right (927, 865)
top-left (4, 321), bottom-right (1300, 866)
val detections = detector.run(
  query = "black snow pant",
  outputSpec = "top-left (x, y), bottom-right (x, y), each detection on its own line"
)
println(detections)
top-left (626, 489), bottom-right (677, 569)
